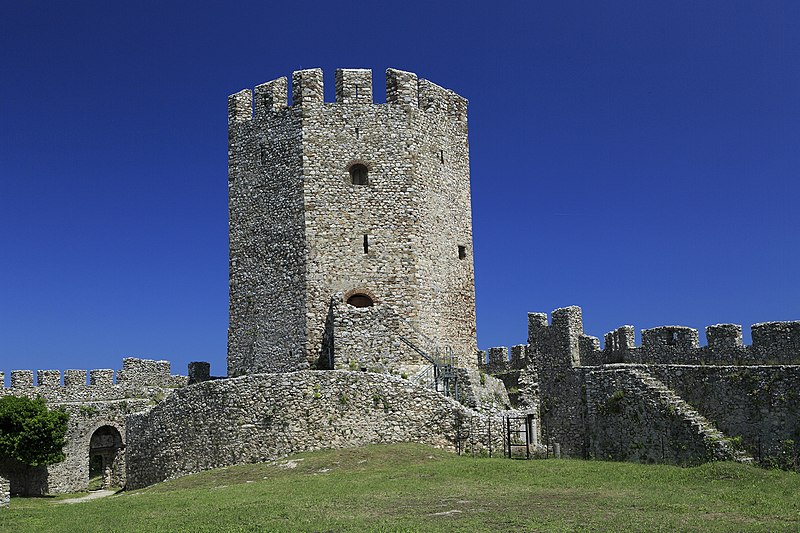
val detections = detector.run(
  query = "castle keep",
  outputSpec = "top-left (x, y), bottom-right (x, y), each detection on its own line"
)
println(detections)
top-left (227, 68), bottom-right (477, 377)
top-left (1, 67), bottom-right (798, 505)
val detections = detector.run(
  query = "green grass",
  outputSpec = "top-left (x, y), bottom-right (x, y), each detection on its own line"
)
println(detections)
top-left (2, 443), bottom-right (799, 532)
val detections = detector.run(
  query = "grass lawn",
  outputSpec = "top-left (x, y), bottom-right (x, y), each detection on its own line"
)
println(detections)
top-left (1, 443), bottom-right (798, 532)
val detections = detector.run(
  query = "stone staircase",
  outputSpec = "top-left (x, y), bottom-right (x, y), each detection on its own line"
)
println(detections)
top-left (627, 368), bottom-right (754, 464)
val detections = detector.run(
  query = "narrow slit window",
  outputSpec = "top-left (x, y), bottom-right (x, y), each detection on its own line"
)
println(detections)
top-left (363, 234), bottom-right (369, 254)
top-left (355, 127), bottom-right (359, 139)
top-left (440, 150), bottom-right (444, 164)
top-left (355, 86), bottom-right (359, 98)
top-left (458, 245), bottom-right (466, 260)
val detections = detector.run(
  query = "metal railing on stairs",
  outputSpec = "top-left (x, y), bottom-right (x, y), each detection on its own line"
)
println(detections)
top-left (394, 316), bottom-right (461, 401)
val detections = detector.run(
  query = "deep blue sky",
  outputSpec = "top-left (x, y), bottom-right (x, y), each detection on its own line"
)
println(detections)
top-left (2, 1), bottom-right (799, 378)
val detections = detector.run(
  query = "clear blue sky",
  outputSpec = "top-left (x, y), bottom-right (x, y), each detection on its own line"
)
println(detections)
top-left (1, 1), bottom-right (799, 378)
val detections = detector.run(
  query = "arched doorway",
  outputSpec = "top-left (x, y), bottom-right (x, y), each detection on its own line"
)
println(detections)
top-left (89, 425), bottom-right (124, 490)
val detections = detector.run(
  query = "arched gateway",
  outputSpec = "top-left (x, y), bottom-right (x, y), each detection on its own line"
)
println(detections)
top-left (88, 425), bottom-right (124, 490)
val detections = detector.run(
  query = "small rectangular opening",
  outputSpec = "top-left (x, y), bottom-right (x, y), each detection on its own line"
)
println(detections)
top-left (355, 127), bottom-right (359, 139)
top-left (363, 234), bottom-right (369, 254)
top-left (668, 332), bottom-right (678, 345)
top-left (458, 245), bottom-right (466, 260)
top-left (440, 150), bottom-right (445, 164)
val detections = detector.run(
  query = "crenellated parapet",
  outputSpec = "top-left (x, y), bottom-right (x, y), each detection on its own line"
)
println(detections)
top-left (520, 307), bottom-right (598, 371)
top-left (478, 344), bottom-right (531, 374)
top-left (593, 317), bottom-right (800, 366)
top-left (228, 67), bottom-right (468, 126)
top-left (751, 321), bottom-right (800, 361)
top-left (0, 358), bottom-right (191, 403)
top-left (487, 346), bottom-right (509, 372)
top-left (483, 307), bottom-right (800, 370)
top-left (335, 68), bottom-right (372, 104)
top-left (706, 323), bottom-right (743, 351)
top-left (603, 326), bottom-right (635, 363)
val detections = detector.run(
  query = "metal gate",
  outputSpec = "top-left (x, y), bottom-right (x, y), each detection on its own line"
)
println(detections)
top-left (504, 414), bottom-right (536, 459)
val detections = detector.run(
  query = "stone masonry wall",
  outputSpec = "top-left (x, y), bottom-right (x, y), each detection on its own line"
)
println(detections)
top-left (228, 79), bottom-right (308, 376)
top-left (528, 308), bottom-right (589, 458)
top-left (584, 367), bottom-right (737, 465)
top-left (324, 295), bottom-right (408, 374)
top-left (0, 475), bottom-right (8, 508)
top-left (126, 370), bottom-right (506, 489)
top-left (483, 306), bottom-right (800, 466)
top-left (0, 357), bottom-right (186, 403)
top-left (228, 68), bottom-right (477, 377)
top-left (650, 365), bottom-right (800, 463)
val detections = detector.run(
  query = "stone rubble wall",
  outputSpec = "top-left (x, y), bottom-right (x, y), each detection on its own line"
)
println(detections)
top-left (0, 475), bottom-right (8, 508)
top-left (324, 295), bottom-right (418, 375)
top-left (227, 79), bottom-right (307, 376)
top-left (454, 368), bottom-right (511, 412)
top-left (585, 366), bottom-right (748, 465)
top-left (0, 399), bottom-right (150, 495)
top-left (649, 364), bottom-right (800, 462)
top-left (526, 307), bottom-right (587, 457)
top-left (481, 306), bottom-right (800, 466)
top-left (0, 358), bottom-right (188, 495)
top-left (125, 370), bottom-right (508, 489)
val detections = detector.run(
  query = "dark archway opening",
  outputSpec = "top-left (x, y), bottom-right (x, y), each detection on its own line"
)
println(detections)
top-left (89, 425), bottom-right (124, 490)
top-left (346, 293), bottom-right (374, 308)
top-left (349, 163), bottom-right (369, 185)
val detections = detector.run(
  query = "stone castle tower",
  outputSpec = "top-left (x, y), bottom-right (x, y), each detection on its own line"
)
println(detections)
top-left (227, 68), bottom-right (477, 377)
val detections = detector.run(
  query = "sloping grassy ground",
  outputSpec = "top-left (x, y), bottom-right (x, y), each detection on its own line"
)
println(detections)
top-left (2, 443), bottom-right (799, 532)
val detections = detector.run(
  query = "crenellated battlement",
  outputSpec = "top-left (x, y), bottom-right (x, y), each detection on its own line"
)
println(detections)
top-left (479, 344), bottom-right (530, 374)
top-left (600, 319), bottom-right (800, 365)
top-left (479, 307), bottom-right (800, 371)
top-left (579, 309), bottom-right (799, 366)
top-left (0, 358), bottom-right (189, 402)
top-left (227, 67), bottom-right (468, 124)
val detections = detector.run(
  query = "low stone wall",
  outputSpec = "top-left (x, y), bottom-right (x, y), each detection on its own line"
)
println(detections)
top-left (0, 475), bottom-right (10, 507)
top-left (126, 371), bottom-right (506, 489)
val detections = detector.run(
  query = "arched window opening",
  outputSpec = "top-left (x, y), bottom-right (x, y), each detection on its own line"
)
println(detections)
top-left (349, 163), bottom-right (369, 186)
top-left (347, 293), bottom-right (374, 308)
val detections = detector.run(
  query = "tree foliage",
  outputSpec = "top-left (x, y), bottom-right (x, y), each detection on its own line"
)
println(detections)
top-left (0, 396), bottom-right (69, 466)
